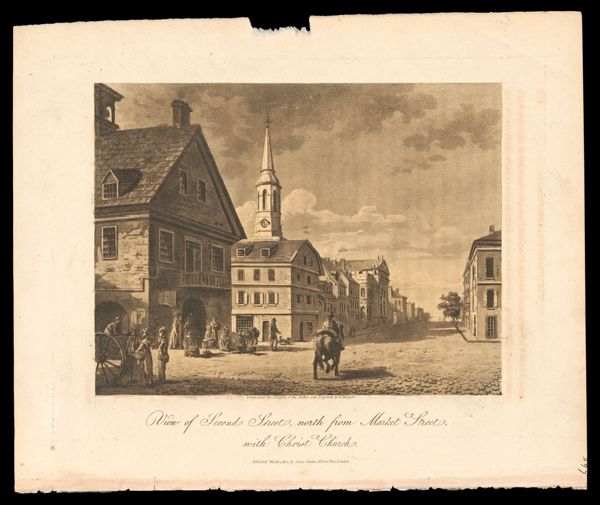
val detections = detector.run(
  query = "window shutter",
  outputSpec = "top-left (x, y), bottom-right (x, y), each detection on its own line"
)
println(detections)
top-left (494, 290), bottom-right (499, 308)
top-left (244, 292), bottom-right (249, 305)
top-left (275, 292), bottom-right (279, 305)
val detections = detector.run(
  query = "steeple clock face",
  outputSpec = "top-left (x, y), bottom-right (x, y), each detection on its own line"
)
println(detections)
top-left (260, 218), bottom-right (271, 228)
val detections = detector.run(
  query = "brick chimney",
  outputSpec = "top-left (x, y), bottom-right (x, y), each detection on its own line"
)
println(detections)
top-left (489, 224), bottom-right (496, 233)
top-left (171, 100), bottom-right (192, 128)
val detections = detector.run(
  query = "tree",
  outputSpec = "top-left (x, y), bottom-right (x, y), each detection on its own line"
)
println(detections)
top-left (423, 312), bottom-right (431, 323)
top-left (437, 291), bottom-right (462, 329)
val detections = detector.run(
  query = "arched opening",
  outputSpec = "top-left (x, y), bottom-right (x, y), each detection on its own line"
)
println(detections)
top-left (95, 301), bottom-right (127, 333)
top-left (262, 189), bottom-right (267, 210)
top-left (272, 190), bottom-right (278, 212)
top-left (152, 304), bottom-right (174, 335)
top-left (181, 297), bottom-right (207, 338)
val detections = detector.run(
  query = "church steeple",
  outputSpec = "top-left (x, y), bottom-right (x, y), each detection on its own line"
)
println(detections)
top-left (254, 115), bottom-right (283, 241)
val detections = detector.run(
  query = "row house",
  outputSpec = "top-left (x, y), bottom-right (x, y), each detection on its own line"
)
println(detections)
top-left (94, 85), bottom-right (246, 337)
top-left (463, 226), bottom-right (502, 339)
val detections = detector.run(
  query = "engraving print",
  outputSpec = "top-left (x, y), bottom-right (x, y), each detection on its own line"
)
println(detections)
top-left (94, 83), bottom-right (502, 395)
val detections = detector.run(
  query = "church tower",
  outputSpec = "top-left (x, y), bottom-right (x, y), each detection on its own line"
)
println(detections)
top-left (254, 116), bottom-right (283, 241)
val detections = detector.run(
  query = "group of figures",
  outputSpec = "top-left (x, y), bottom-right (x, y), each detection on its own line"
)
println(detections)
top-left (104, 317), bottom-right (170, 386)
top-left (101, 311), bottom-right (347, 386)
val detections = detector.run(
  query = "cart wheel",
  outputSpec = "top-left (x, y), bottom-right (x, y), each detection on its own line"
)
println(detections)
top-left (95, 332), bottom-right (125, 387)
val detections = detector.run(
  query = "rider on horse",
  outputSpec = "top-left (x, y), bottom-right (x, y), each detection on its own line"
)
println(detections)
top-left (318, 312), bottom-right (345, 351)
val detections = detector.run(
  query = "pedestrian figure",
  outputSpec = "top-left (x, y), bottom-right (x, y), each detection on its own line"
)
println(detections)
top-left (134, 329), bottom-right (154, 386)
top-left (183, 315), bottom-right (192, 337)
top-left (220, 326), bottom-right (231, 351)
top-left (270, 318), bottom-right (281, 351)
top-left (209, 317), bottom-right (220, 347)
top-left (104, 316), bottom-right (121, 336)
top-left (125, 329), bottom-right (139, 383)
top-left (169, 313), bottom-right (181, 349)
top-left (157, 327), bottom-right (169, 384)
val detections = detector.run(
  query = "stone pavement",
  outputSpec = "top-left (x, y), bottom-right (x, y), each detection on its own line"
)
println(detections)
top-left (98, 325), bottom-right (501, 396)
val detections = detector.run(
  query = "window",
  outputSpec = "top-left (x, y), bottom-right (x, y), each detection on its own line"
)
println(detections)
top-left (159, 230), bottom-right (174, 263)
top-left (267, 292), bottom-right (276, 305)
top-left (101, 226), bottom-right (117, 259)
top-left (236, 248), bottom-right (246, 257)
top-left (297, 294), bottom-right (302, 304)
top-left (486, 289), bottom-right (495, 308)
top-left (260, 248), bottom-right (271, 258)
top-left (102, 182), bottom-right (117, 199)
top-left (306, 295), bottom-right (312, 304)
top-left (486, 316), bottom-right (497, 338)
top-left (296, 273), bottom-right (301, 282)
top-left (179, 170), bottom-right (188, 195)
top-left (237, 269), bottom-right (245, 281)
top-left (253, 292), bottom-right (262, 305)
top-left (236, 315), bottom-right (252, 332)
top-left (361, 288), bottom-right (365, 297)
top-left (472, 265), bottom-right (475, 281)
top-left (268, 269), bottom-right (275, 281)
top-left (307, 275), bottom-right (312, 285)
top-left (485, 257), bottom-right (494, 278)
top-left (197, 179), bottom-right (206, 202)
top-left (210, 245), bottom-right (224, 272)
top-left (262, 189), bottom-right (267, 210)
top-left (473, 315), bottom-right (477, 336)
top-left (309, 258), bottom-right (313, 267)
top-left (237, 291), bottom-right (246, 305)
top-left (303, 256), bottom-right (307, 265)
top-left (272, 190), bottom-right (277, 212)
top-left (184, 240), bottom-right (202, 273)
top-left (253, 269), bottom-right (261, 281)
top-left (306, 322), bottom-right (314, 335)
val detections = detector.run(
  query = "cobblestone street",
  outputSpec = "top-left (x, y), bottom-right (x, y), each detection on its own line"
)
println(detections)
top-left (99, 323), bottom-right (501, 395)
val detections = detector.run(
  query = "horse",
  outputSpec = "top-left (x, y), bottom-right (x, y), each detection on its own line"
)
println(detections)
top-left (312, 330), bottom-right (342, 380)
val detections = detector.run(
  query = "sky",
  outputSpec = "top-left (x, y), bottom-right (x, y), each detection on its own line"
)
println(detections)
top-left (109, 83), bottom-right (502, 318)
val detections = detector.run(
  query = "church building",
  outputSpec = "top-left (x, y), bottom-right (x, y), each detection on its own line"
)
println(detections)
top-left (230, 118), bottom-right (324, 341)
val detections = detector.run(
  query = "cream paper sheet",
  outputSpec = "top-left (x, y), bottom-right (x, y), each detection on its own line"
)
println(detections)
top-left (14, 13), bottom-right (586, 491)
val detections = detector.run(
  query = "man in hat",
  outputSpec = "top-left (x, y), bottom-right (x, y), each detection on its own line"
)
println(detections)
top-left (156, 327), bottom-right (169, 384)
top-left (323, 312), bottom-right (345, 350)
top-left (269, 317), bottom-right (281, 351)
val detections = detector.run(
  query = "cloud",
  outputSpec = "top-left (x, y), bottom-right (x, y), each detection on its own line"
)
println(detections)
top-left (403, 103), bottom-right (501, 152)
top-left (234, 190), bottom-right (473, 315)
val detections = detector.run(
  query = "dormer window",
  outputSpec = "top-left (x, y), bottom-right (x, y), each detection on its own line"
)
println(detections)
top-left (236, 248), bottom-right (246, 257)
top-left (260, 248), bottom-right (271, 258)
top-left (102, 182), bottom-right (118, 199)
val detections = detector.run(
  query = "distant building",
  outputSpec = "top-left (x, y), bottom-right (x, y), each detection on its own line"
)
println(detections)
top-left (337, 270), bottom-right (361, 333)
top-left (416, 307), bottom-right (424, 321)
top-left (463, 226), bottom-right (502, 339)
top-left (230, 118), bottom-right (323, 341)
top-left (345, 258), bottom-right (391, 326)
top-left (318, 264), bottom-right (339, 326)
top-left (94, 85), bottom-right (246, 336)
top-left (388, 287), bottom-right (408, 324)
top-left (319, 258), bottom-right (361, 333)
